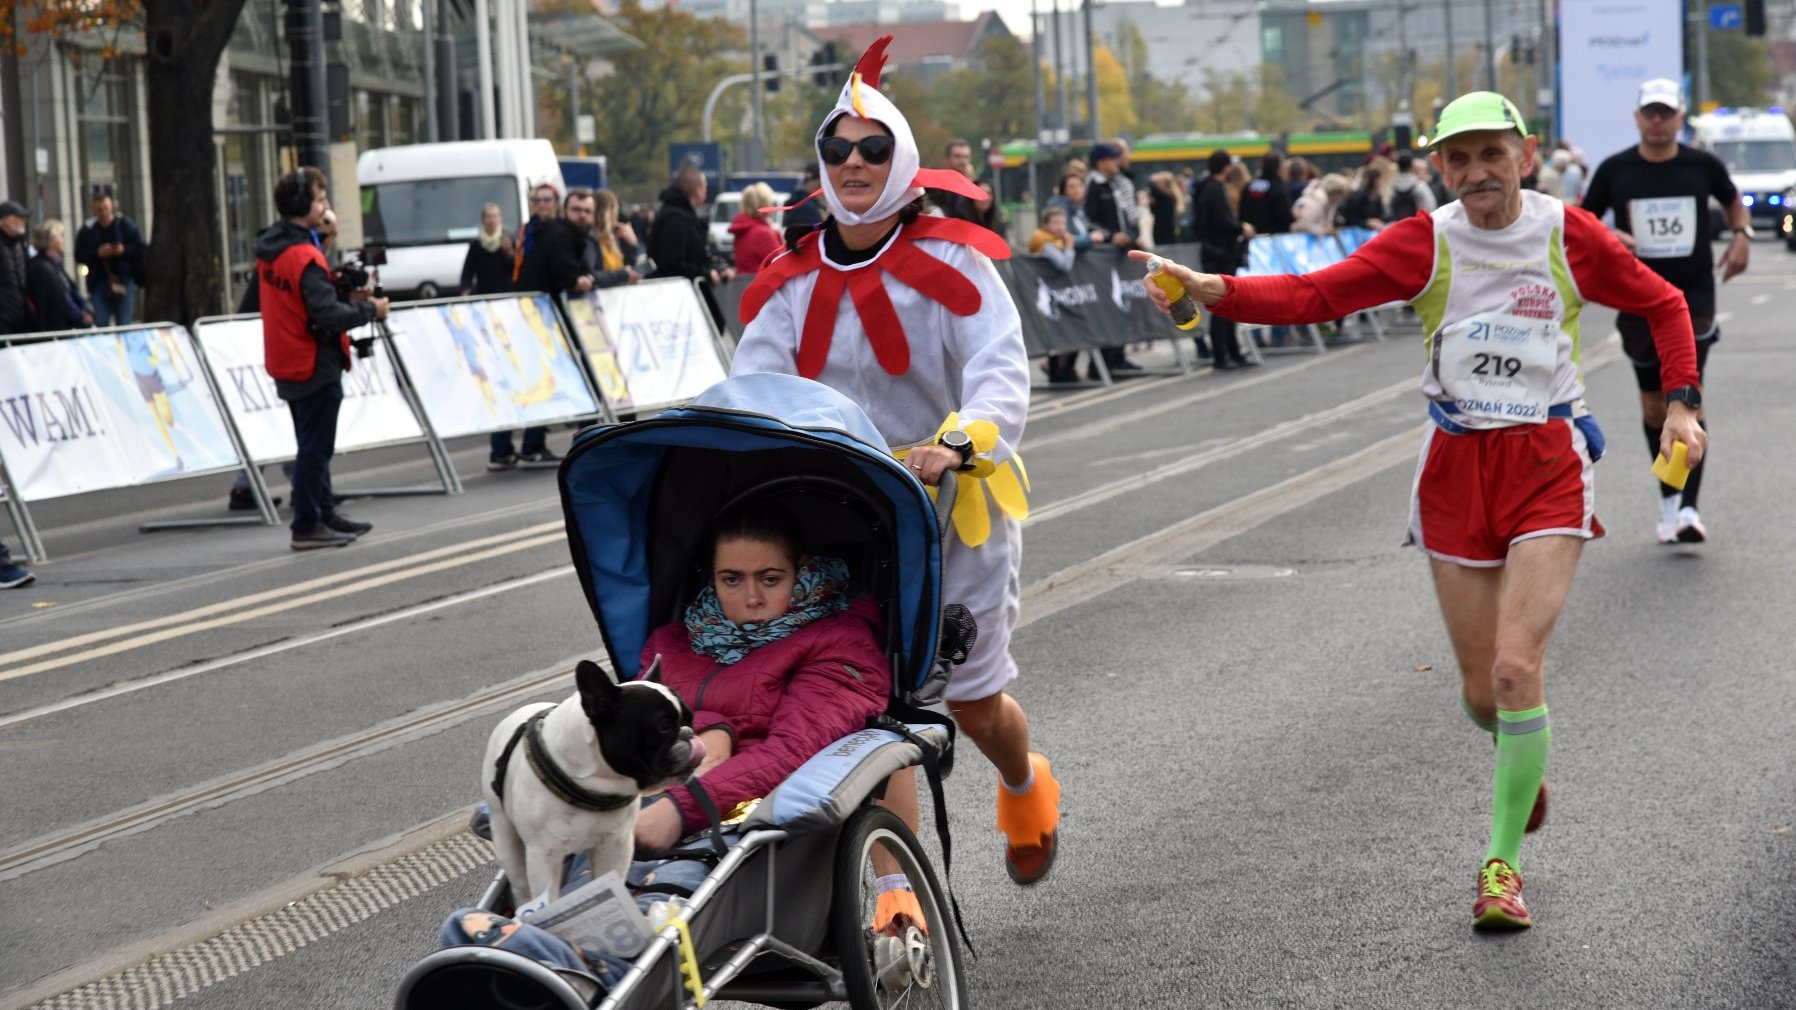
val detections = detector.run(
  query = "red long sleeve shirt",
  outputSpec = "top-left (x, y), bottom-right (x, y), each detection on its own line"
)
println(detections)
top-left (1213, 207), bottom-right (1700, 393)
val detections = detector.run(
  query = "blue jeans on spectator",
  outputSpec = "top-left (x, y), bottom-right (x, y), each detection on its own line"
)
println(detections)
top-left (491, 427), bottom-right (547, 460)
top-left (91, 278), bottom-right (135, 327)
top-left (287, 381), bottom-right (342, 534)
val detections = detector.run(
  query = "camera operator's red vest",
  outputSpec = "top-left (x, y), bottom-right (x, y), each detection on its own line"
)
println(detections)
top-left (260, 241), bottom-right (352, 382)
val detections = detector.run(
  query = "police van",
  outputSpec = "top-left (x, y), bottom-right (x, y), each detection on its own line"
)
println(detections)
top-left (1689, 108), bottom-right (1796, 239)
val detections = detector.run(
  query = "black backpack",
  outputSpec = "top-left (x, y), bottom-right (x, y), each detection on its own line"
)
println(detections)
top-left (1388, 184), bottom-right (1420, 223)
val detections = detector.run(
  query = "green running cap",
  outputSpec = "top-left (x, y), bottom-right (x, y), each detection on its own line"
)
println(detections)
top-left (1429, 91), bottom-right (1527, 147)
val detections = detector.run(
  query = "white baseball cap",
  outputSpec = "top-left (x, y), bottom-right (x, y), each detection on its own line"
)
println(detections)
top-left (1637, 78), bottom-right (1684, 111)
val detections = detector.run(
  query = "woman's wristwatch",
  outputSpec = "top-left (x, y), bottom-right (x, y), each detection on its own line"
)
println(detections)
top-left (938, 429), bottom-right (975, 468)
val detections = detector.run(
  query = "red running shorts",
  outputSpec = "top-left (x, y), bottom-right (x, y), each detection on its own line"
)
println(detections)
top-left (1406, 418), bottom-right (1604, 567)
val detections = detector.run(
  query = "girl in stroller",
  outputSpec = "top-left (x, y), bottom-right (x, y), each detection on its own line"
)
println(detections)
top-left (633, 501), bottom-right (891, 853)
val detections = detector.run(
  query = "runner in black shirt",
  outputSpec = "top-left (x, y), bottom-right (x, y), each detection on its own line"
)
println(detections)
top-left (1580, 77), bottom-right (1749, 545)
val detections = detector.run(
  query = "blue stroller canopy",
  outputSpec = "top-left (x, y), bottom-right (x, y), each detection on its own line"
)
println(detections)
top-left (559, 372), bottom-right (943, 694)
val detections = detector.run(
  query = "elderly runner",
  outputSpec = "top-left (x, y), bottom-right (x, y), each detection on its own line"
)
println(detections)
top-left (1135, 91), bottom-right (1706, 930)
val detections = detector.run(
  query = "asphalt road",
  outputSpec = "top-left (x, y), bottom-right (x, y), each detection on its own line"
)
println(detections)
top-left (3, 244), bottom-right (1793, 1010)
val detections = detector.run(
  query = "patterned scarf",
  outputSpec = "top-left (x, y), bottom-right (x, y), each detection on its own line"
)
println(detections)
top-left (684, 555), bottom-right (852, 664)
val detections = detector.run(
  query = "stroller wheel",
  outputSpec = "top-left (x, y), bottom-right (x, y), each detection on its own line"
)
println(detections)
top-left (830, 806), bottom-right (968, 1010)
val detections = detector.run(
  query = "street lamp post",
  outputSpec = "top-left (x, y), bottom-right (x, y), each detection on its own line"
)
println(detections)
top-left (750, 0), bottom-right (765, 168)
top-left (1082, 0), bottom-right (1099, 140)
top-left (1445, 0), bottom-right (1457, 99)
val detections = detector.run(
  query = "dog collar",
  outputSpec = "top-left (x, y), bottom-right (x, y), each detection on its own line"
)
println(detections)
top-left (493, 710), bottom-right (641, 813)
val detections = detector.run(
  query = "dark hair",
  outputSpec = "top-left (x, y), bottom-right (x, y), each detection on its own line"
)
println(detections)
top-left (564, 188), bottom-right (595, 208)
top-left (675, 165), bottom-right (705, 196)
top-left (1396, 154), bottom-right (1415, 172)
top-left (711, 501), bottom-right (806, 569)
top-left (275, 167), bottom-right (328, 219)
top-left (1207, 150), bottom-right (1232, 175)
top-left (1260, 153), bottom-right (1282, 179)
top-left (946, 138), bottom-right (971, 157)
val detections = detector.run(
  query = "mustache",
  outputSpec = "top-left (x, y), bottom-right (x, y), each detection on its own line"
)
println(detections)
top-left (1460, 180), bottom-right (1505, 195)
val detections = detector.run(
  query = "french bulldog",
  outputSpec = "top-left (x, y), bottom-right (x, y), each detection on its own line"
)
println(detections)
top-left (481, 657), bottom-right (703, 905)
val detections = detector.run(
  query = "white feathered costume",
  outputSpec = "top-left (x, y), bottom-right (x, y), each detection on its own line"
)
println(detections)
top-left (731, 36), bottom-right (1032, 703)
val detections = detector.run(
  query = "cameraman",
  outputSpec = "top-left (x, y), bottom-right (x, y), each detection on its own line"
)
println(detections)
top-left (257, 167), bottom-right (387, 551)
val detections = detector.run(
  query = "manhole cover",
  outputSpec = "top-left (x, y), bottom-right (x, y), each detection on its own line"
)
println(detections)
top-left (1168, 565), bottom-right (1296, 580)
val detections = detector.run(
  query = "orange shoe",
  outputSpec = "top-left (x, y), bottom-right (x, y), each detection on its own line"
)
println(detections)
top-left (995, 753), bottom-right (1061, 886)
top-left (873, 888), bottom-right (926, 936)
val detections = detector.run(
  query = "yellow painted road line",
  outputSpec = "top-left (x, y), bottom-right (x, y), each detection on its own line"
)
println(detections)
top-left (0, 520), bottom-right (565, 669)
top-left (0, 531), bottom-right (566, 684)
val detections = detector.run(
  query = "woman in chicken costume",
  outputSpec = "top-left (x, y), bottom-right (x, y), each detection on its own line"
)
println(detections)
top-left (732, 36), bottom-right (1061, 887)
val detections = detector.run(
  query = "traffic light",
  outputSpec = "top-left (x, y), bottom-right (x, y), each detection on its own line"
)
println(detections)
top-left (763, 53), bottom-right (779, 93)
top-left (812, 42), bottom-right (839, 88)
top-left (1745, 0), bottom-right (1765, 36)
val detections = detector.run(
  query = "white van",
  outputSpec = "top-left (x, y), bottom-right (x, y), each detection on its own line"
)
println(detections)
top-left (1689, 109), bottom-right (1796, 233)
top-left (357, 139), bottom-right (563, 298)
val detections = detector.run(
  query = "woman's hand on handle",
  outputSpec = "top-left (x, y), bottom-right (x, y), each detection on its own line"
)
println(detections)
top-left (904, 444), bottom-right (962, 487)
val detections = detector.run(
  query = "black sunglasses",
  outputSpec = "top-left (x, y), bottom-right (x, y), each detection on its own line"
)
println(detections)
top-left (820, 135), bottom-right (895, 166)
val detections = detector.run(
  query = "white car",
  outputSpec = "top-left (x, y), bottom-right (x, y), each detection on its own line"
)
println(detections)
top-left (708, 191), bottom-right (784, 255)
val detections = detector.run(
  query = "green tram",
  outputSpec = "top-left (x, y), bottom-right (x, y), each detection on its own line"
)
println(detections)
top-left (992, 130), bottom-right (1396, 202)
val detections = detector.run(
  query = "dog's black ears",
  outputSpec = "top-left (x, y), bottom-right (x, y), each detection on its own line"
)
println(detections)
top-left (575, 659), bottom-right (618, 718)
top-left (639, 655), bottom-right (664, 684)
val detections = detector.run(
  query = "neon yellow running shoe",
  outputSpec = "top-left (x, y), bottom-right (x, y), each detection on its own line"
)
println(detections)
top-left (1473, 858), bottom-right (1532, 930)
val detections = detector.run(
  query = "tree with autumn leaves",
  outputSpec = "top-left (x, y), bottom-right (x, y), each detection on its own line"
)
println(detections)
top-left (3, 0), bottom-right (249, 325)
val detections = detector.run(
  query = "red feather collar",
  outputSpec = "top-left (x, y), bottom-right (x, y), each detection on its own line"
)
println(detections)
top-left (738, 216), bottom-right (1011, 379)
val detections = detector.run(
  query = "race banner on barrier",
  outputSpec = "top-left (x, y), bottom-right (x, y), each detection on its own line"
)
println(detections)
top-left (589, 278), bottom-right (728, 410)
top-left (195, 315), bottom-right (424, 461)
top-left (996, 244), bottom-right (1175, 356)
top-left (560, 292), bottom-right (634, 411)
top-left (0, 326), bottom-right (242, 501)
top-left (382, 294), bottom-right (600, 438)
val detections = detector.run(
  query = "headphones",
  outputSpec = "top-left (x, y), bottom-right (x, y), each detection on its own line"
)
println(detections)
top-left (276, 170), bottom-right (315, 218)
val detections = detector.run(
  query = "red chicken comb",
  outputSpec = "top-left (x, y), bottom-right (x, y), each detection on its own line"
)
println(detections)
top-left (853, 35), bottom-right (893, 89)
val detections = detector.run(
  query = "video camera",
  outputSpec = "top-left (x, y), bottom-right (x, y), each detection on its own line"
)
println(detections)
top-left (336, 242), bottom-right (387, 294)
top-left (337, 244), bottom-right (389, 360)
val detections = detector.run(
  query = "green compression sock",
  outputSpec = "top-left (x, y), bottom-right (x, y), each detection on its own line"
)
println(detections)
top-left (1486, 705), bottom-right (1550, 869)
top-left (1461, 693), bottom-right (1498, 737)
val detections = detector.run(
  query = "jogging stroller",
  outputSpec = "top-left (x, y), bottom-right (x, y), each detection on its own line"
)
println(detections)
top-left (396, 372), bottom-right (972, 1010)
